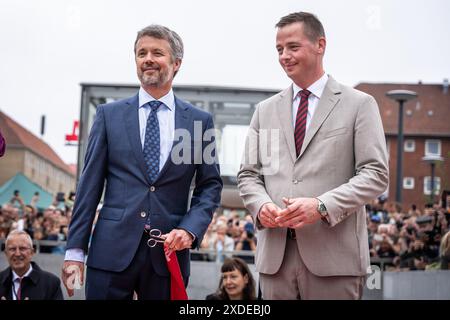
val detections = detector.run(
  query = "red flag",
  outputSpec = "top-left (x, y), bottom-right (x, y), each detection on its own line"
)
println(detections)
top-left (164, 245), bottom-right (188, 300)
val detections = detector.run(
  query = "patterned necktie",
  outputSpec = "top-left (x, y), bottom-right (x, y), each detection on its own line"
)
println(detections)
top-left (143, 100), bottom-right (162, 183)
top-left (294, 89), bottom-right (311, 157)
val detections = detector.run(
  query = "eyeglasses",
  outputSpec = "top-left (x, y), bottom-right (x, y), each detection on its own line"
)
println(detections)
top-left (6, 246), bottom-right (32, 254)
top-left (146, 228), bottom-right (165, 248)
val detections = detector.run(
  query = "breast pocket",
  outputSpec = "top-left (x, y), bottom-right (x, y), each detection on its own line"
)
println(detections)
top-left (323, 127), bottom-right (348, 139)
top-left (98, 206), bottom-right (125, 221)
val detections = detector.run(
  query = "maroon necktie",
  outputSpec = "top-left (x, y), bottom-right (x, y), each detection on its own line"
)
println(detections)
top-left (17, 277), bottom-right (23, 300)
top-left (294, 90), bottom-right (311, 156)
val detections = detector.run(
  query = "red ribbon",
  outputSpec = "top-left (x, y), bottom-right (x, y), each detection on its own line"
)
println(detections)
top-left (164, 245), bottom-right (188, 300)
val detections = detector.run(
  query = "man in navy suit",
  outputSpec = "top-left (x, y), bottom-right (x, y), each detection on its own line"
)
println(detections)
top-left (61, 24), bottom-right (223, 300)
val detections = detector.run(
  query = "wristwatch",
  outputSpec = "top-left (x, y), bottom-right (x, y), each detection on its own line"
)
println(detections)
top-left (316, 198), bottom-right (328, 218)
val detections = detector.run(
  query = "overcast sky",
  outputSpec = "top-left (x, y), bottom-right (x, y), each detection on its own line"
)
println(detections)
top-left (1, 0), bottom-right (449, 164)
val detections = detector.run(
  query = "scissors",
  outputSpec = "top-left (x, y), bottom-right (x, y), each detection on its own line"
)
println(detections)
top-left (146, 228), bottom-right (165, 248)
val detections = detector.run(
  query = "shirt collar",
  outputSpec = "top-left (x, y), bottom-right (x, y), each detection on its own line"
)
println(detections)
top-left (138, 87), bottom-right (175, 111)
top-left (292, 73), bottom-right (329, 100)
top-left (12, 264), bottom-right (33, 281)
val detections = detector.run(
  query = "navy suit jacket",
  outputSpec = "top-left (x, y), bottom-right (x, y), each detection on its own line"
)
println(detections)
top-left (66, 94), bottom-right (222, 278)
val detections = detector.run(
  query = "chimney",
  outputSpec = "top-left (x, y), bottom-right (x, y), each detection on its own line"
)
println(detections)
top-left (443, 78), bottom-right (449, 94)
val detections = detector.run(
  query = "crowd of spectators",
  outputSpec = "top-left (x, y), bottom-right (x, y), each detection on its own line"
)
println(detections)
top-left (367, 198), bottom-right (450, 271)
top-left (197, 210), bottom-right (257, 264)
top-left (1, 189), bottom-right (449, 271)
top-left (0, 190), bottom-right (75, 254)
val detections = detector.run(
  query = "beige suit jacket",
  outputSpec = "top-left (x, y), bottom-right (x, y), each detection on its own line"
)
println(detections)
top-left (237, 76), bottom-right (388, 277)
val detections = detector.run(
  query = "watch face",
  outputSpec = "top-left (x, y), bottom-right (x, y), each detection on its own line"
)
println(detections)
top-left (318, 203), bottom-right (326, 213)
top-left (316, 199), bottom-right (327, 215)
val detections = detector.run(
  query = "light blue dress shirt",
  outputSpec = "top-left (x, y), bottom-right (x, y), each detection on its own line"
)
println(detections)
top-left (138, 87), bottom-right (176, 171)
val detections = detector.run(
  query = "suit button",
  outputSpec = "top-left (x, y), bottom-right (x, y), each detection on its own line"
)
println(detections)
top-left (150, 186), bottom-right (156, 192)
top-left (140, 211), bottom-right (146, 218)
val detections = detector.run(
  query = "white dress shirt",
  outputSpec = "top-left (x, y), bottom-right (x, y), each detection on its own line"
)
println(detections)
top-left (292, 73), bottom-right (329, 129)
top-left (65, 88), bottom-right (176, 262)
top-left (11, 265), bottom-right (33, 300)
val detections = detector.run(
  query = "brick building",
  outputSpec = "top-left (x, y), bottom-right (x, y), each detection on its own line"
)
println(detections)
top-left (355, 81), bottom-right (450, 210)
top-left (0, 110), bottom-right (76, 197)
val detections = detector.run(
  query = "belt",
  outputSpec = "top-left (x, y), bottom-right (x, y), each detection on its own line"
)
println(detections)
top-left (287, 228), bottom-right (296, 240)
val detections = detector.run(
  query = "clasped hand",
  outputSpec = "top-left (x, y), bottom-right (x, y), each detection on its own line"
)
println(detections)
top-left (258, 197), bottom-right (321, 229)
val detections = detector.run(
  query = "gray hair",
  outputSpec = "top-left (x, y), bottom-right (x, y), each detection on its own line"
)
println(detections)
top-left (134, 24), bottom-right (184, 62)
top-left (5, 230), bottom-right (33, 249)
top-left (276, 12), bottom-right (325, 43)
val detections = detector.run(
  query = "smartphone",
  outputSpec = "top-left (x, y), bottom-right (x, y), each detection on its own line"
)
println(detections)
top-left (373, 234), bottom-right (383, 242)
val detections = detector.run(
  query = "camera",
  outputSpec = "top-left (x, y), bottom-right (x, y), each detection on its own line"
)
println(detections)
top-left (56, 192), bottom-right (65, 202)
top-left (416, 216), bottom-right (432, 225)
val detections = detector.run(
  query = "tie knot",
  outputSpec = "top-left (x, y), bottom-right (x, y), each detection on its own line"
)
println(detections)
top-left (148, 100), bottom-right (162, 112)
top-left (299, 90), bottom-right (311, 99)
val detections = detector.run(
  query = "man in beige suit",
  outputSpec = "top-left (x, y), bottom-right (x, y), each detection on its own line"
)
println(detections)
top-left (237, 12), bottom-right (388, 299)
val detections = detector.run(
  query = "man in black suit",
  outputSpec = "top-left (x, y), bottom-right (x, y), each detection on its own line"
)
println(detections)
top-left (0, 230), bottom-right (63, 300)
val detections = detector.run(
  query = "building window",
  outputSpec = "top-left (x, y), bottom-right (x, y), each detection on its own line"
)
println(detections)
top-left (404, 140), bottom-right (415, 152)
top-left (425, 140), bottom-right (441, 156)
top-left (403, 177), bottom-right (414, 189)
top-left (424, 176), bottom-right (441, 195)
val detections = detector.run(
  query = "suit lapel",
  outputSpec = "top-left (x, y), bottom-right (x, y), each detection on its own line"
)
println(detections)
top-left (124, 94), bottom-right (152, 184)
top-left (156, 96), bottom-right (192, 179)
top-left (298, 76), bottom-right (342, 158)
top-left (275, 86), bottom-right (297, 163)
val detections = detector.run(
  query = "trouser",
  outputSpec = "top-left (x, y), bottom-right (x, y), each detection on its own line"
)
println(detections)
top-left (259, 236), bottom-right (365, 300)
